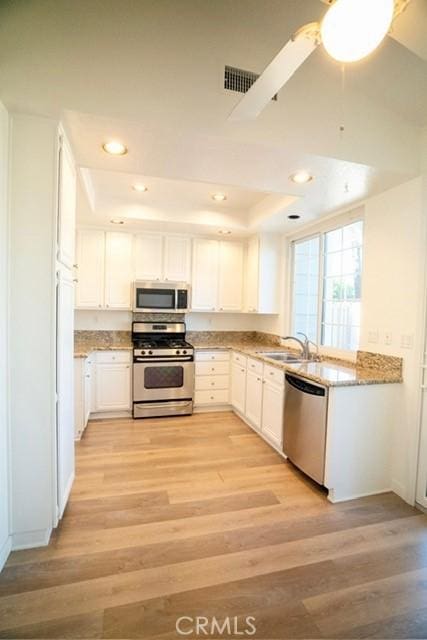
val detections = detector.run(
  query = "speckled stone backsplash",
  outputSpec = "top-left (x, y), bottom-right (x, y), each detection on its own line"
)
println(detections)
top-left (185, 331), bottom-right (282, 347)
top-left (133, 313), bottom-right (185, 322)
top-left (74, 330), bottom-right (132, 349)
top-left (356, 351), bottom-right (403, 376)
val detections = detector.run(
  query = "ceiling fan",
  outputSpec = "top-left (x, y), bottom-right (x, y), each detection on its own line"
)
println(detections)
top-left (228, 0), bottom-right (412, 121)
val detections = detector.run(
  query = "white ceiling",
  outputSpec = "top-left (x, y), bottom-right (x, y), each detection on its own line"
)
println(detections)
top-left (1, 0), bottom-right (426, 235)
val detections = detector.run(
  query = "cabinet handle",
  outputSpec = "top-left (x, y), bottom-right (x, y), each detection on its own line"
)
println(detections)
top-left (241, 368), bottom-right (245, 373)
top-left (73, 278), bottom-right (78, 283)
top-left (269, 372), bottom-right (274, 376)
top-left (211, 382), bottom-right (215, 386)
top-left (210, 396), bottom-right (214, 400)
top-left (98, 305), bottom-right (102, 308)
top-left (73, 263), bottom-right (78, 268)
top-left (126, 365), bottom-right (130, 369)
top-left (257, 377), bottom-right (261, 381)
top-left (220, 308), bottom-right (223, 311)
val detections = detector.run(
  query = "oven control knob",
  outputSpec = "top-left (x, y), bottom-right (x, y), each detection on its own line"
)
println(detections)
top-left (183, 350), bottom-right (187, 354)
top-left (141, 350), bottom-right (146, 355)
top-left (176, 350), bottom-right (181, 355)
top-left (148, 350), bottom-right (153, 355)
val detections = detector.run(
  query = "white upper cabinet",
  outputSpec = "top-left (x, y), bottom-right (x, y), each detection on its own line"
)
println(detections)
top-left (191, 238), bottom-right (219, 311)
top-left (105, 232), bottom-right (133, 309)
top-left (164, 236), bottom-right (191, 282)
top-left (218, 241), bottom-right (244, 312)
top-left (134, 234), bottom-right (190, 283)
top-left (57, 131), bottom-right (76, 269)
top-left (245, 235), bottom-right (281, 314)
top-left (134, 234), bottom-right (164, 281)
top-left (75, 229), bottom-right (105, 309)
top-left (192, 239), bottom-right (244, 312)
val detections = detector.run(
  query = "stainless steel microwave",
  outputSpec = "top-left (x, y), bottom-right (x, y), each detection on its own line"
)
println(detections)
top-left (133, 282), bottom-right (190, 312)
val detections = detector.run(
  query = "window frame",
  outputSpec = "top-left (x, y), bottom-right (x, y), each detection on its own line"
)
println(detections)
top-left (289, 213), bottom-right (364, 354)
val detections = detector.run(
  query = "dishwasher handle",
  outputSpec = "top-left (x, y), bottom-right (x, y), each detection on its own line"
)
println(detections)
top-left (285, 374), bottom-right (326, 397)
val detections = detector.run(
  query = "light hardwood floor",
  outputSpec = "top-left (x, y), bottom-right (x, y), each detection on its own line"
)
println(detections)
top-left (1, 412), bottom-right (427, 639)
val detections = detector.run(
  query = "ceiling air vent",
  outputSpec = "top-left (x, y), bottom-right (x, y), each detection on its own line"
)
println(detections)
top-left (224, 65), bottom-right (278, 101)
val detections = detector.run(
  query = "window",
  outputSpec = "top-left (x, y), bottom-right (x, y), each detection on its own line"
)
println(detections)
top-left (291, 219), bottom-right (363, 351)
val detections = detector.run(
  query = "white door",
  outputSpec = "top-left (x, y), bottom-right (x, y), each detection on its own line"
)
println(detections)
top-left (134, 234), bottom-right (164, 281)
top-left (57, 134), bottom-right (76, 269)
top-left (417, 337), bottom-right (427, 507)
top-left (105, 232), bottom-right (133, 309)
top-left (245, 370), bottom-right (263, 430)
top-left (245, 236), bottom-right (259, 312)
top-left (56, 268), bottom-right (75, 518)
top-left (262, 381), bottom-right (284, 448)
top-left (164, 236), bottom-right (191, 282)
top-left (218, 241), bottom-right (244, 312)
top-left (231, 362), bottom-right (246, 415)
top-left (95, 364), bottom-right (131, 411)
top-left (75, 229), bottom-right (105, 309)
top-left (192, 239), bottom-right (219, 311)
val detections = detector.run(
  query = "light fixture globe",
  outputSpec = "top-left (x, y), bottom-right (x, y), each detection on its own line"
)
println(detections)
top-left (321, 0), bottom-right (394, 63)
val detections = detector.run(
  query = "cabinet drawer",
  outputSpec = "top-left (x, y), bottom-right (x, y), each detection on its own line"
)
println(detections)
top-left (246, 357), bottom-right (263, 375)
top-left (195, 351), bottom-right (230, 362)
top-left (195, 361), bottom-right (230, 376)
top-left (195, 389), bottom-right (229, 405)
top-left (96, 351), bottom-right (131, 364)
top-left (263, 364), bottom-right (284, 387)
top-left (195, 375), bottom-right (229, 391)
top-left (232, 352), bottom-right (247, 367)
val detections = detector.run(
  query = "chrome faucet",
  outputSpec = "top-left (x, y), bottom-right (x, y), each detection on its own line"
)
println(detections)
top-left (281, 333), bottom-right (319, 361)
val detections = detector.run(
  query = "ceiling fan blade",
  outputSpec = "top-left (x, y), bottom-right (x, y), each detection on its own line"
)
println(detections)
top-left (228, 23), bottom-right (320, 122)
top-left (388, 0), bottom-right (427, 62)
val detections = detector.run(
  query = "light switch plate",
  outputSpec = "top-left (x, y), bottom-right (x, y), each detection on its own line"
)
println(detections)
top-left (368, 330), bottom-right (379, 344)
top-left (384, 331), bottom-right (393, 346)
top-left (401, 334), bottom-right (414, 349)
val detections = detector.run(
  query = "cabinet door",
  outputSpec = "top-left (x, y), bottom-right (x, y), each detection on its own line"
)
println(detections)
top-left (164, 236), bottom-right (191, 282)
top-left (84, 358), bottom-right (92, 427)
top-left (57, 135), bottom-right (76, 269)
top-left (95, 363), bottom-right (131, 411)
top-left (262, 381), bottom-right (284, 447)
top-left (75, 230), bottom-right (105, 309)
top-left (245, 236), bottom-right (259, 312)
top-left (218, 241), bottom-right (244, 312)
top-left (105, 232), bottom-right (133, 309)
top-left (134, 234), bottom-right (163, 281)
top-left (57, 269), bottom-right (75, 517)
top-left (191, 239), bottom-right (219, 311)
top-left (231, 362), bottom-right (246, 415)
top-left (245, 370), bottom-right (263, 430)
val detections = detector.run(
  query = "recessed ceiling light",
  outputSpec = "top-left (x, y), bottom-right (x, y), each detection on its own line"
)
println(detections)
top-left (289, 171), bottom-right (313, 184)
top-left (288, 214), bottom-right (301, 220)
top-left (212, 193), bottom-right (227, 202)
top-left (132, 183), bottom-right (147, 192)
top-left (110, 218), bottom-right (125, 225)
top-left (218, 230), bottom-right (232, 235)
top-left (102, 141), bottom-right (128, 156)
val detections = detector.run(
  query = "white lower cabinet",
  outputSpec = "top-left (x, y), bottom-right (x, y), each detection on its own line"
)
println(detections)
top-left (245, 369), bottom-right (263, 430)
top-left (94, 354), bottom-right (132, 412)
top-left (231, 361), bottom-right (247, 415)
top-left (74, 355), bottom-right (93, 440)
top-left (194, 350), bottom-right (230, 408)
top-left (261, 379), bottom-right (284, 448)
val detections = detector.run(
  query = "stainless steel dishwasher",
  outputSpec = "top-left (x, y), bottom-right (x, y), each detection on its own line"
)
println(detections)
top-left (283, 373), bottom-right (328, 484)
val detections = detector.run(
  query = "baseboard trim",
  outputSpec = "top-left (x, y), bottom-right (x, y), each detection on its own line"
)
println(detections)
top-left (327, 487), bottom-right (392, 504)
top-left (12, 527), bottom-right (52, 551)
top-left (0, 536), bottom-right (12, 571)
top-left (194, 404), bottom-right (231, 413)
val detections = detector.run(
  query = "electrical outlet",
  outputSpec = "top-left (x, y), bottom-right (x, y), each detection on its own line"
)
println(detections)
top-left (368, 330), bottom-right (379, 344)
top-left (384, 331), bottom-right (393, 346)
top-left (401, 334), bottom-right (414, 349)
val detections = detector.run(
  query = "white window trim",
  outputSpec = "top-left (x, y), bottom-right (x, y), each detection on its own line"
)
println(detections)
top-left (288, 211), bottom-right (364, 357)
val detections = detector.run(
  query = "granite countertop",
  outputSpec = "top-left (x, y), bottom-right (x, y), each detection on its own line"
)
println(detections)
top-left (74, 331), bottom-right (132, 358)
top-left (191, 340), bottom-right (403, 388)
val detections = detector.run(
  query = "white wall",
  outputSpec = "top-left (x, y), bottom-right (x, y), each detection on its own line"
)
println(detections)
top-left (361, 176), bottom-right (427, 504)
top-left (0, 102), bottom-right (10, 569)
top-left (74, 309), bottom-right (283, 334)
top-left (9, 114), bottom-right (58, 548)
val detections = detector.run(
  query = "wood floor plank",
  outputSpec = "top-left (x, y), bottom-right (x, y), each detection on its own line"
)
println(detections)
top-left (1, 411), bottom-right (426, 639)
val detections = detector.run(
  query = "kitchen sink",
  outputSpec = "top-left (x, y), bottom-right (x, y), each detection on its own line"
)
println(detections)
top-left (259, 352), bottom-right (305, 363)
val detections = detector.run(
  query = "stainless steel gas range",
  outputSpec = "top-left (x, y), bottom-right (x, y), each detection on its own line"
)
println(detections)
top-left (132, 321), bottom-right (194, 418)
